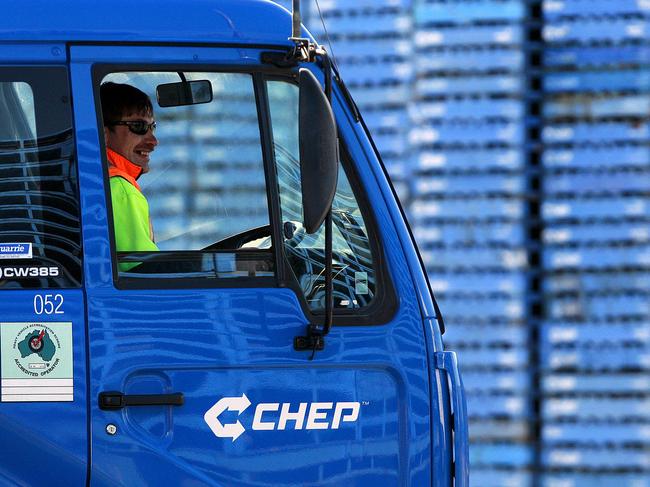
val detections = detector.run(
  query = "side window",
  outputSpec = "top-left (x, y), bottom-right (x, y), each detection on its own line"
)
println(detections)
top-left (99, 71), bottom-right (273, 282)
top-left (0, 68), bottom-right (82, 289)
top-left (267, 79), bottom-right (376, 310)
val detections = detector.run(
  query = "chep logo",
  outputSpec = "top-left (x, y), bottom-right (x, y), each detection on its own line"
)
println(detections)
top-left (204, 394), bottom-right (361, 442)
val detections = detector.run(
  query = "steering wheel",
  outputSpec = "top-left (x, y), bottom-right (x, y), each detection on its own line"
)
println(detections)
top-left (201, 221), bottom-right (306, 252)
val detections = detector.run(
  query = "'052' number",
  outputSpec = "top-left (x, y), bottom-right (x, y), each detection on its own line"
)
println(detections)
top-left (34, 294), bottom-right (64, 315)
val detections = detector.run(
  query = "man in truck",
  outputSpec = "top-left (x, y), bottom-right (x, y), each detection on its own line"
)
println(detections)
top-left (101, 81), bottom-right (159, 254)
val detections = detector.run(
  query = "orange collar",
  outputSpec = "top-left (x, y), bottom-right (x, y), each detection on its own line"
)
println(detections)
top-left (107, 148), bottom-right (143, 191)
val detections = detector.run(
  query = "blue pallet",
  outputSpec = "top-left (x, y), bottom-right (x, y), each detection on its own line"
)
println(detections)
top-left (543, 423), bottom-right (650, 444)
top-left (542, 197), bottom-right (650, 220)
top-left (416, 148), bottom-right (525, 170)
top-left (544, 70), bottom-right (650, 93)
top-left (543, 222), bottom-right (650, 245)
top-left (447, 348), bottom-right (530, 370)
top-left (470, 418), bottom-right (530, 441)
top-left (319, 37), bottom-right (413, 61)
top-left (542, 122), bottom-right (649, 144)
top-left (427, 272), bottom-right (527, 295)
top-left (542, 473), bottom-right (650, 487)
top-left (436, 295), bottom-right (525, 318)
top-left (543, 246), bottom-right (650, 270)
top-left (541, 322), bottom-right (650, 346)
top-left (543, 0), bottom-right (650, 17)
top-left (371, 132), bottom-right (409, 155)
top-left (412, 197), bottom-right (525, 219)
top-left (470, 443), bottom-right (534, 468)
top-left (544, 45), bottom-right (650, 67)
top-left (413, 98), bottom-right (524, 119)
top-left (545, 94), bottom-right (650, 119)
top-left (311, 12), bottom-right (411, 36)
top-left (416, 48), bottom-right (524, 72)
top-left (542, 372), bottom-right (650, 394)
top-left (339, 61), bottom-right (413, 84)
top-left (416, 74), bottom-right (525, 97)
top-left (415, 0), bottom-right (525, 24)
top-left (415, 24), bottom-right (524, 47)
top-left (543, 146), bottom-right (648, 169)
top-left (314, 0), bottom-right (412, 11)
top-left (410, 122), bottom-right (526, 145)
top-left (412, 221), bottom-right (526, 245)
top-left (462, 370), bottom-right (530, 394)
top-left (413, 174), bottom-right (525, 195)
top-left (543, 397), bottom-right (650, 421)
top-left (543, 18), bottom-right (649, 44)
top-left (467, 394), bottom-right (530, 419)
top-left (545, 171), bottom-right (650, 194)
top-left (362, 108), bottom-right (410, 131)
top-left (542, 346), bottom-right (650, 371)
top-left (544, 272), bottom-right (650, 295)
top-left (549, 294), bottom-right (650, 318)
top-left (542, 447), bottom-right (650, 470)
top-left (473, 469), bottom-right (533, 487)
top-left (445, 323), bottom-right (527, 347)
top-left (347, 84), bottom-right (411, 106)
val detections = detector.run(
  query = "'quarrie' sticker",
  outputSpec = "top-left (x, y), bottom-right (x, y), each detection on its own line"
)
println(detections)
top-left (0, 243), bottom-right (32, 260)
top-left (0, 322), bottom-right (73, 402)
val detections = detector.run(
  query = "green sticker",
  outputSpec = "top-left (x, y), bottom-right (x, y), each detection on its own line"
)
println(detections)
top-left (1, 322), bottom-right (73, 380)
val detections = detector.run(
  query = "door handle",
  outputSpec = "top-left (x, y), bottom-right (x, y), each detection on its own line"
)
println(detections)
top-left (98, 391), bottom-right (184, 410)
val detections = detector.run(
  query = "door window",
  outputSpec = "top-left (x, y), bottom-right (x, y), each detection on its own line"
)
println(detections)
top-left (267, 79), bottom-right (377, 310)
top-left (99, 71), bottom-right (273, 281)
top-left (0, 68), bottom-right (82, 289)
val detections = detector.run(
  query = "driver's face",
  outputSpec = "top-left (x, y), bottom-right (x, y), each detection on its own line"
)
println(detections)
top-left (104, 111), bottom-right (158, 174)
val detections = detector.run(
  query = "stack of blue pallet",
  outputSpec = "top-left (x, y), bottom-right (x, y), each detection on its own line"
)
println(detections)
top-left (305, 0), bottom-right (415, 199)
top-left (541, 1), bottom-right (650, 486)
top-left (410, 1), bottom-right (533, 486)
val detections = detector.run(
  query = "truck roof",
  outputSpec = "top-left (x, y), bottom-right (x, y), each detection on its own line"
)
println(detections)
top-left (0, 0), bottom-right (295, 46)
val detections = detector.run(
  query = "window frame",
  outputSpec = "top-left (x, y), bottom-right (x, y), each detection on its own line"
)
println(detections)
top-left (92, 62), bottom-right (396, 325)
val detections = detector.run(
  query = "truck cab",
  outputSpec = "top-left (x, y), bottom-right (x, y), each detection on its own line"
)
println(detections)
top-left (0, 1), bottom-right (467, 485)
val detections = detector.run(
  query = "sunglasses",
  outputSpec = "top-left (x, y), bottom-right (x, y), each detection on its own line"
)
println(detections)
top-left (109, 120), bottom-right (157, 135)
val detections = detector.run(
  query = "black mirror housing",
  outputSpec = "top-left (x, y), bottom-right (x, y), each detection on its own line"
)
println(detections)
top-left (156, 80), bottom-right (213, 107)
top-left (299, 68), bottom-right (338, 234)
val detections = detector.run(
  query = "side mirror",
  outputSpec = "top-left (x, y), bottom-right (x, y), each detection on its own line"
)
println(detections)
top-left (156, 80), bottom-right (213, 107)
top-left (299, 68), bottom-right (338, 234)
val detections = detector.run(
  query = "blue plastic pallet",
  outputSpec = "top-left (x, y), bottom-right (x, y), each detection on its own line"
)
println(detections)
top-left (413, 98), bottom-right (525, 119)
top-left (427, 272), bottom-right (527, 295)
top-left (542, 447), bottom-right (650, 470)
top-left (541, 347), bottom-right (650, 371)
top-left (463, 370), bottom-right (530, 394)
top-left (543, 18), bottom-right (649, 44)
top-left (467, 394), bottom-right (530, 419)
top-left (542, 122), bottom-right (649, 144)
top-left (317, 37), bottom-right (413, 61)
top-left (362, 108), bottom-right (410, 131)
top-left (543, 422), bottom-right (650, 444)
top-left (470, 442), bottom-right (534, 468)
top-left (541, 372), bottom-right (650, 394)
top-left (544, 70), bottom-right (650, 93)
top-left (543, 222), bottom-right (650, 245)
top-left (414, 0), bottom-right (525, 24)
top-left (543, 0), bottom-right (650, 17)
top-left (446, 348), bottom-right (530, 369)
top-left (544, 45), bottom-right (650, 67)
top-left (416, 48), bottom-right (524, 72)
top-left (543, 397), bottom-right (650, 421)
top-left (470, 418), bottom-right (530, 441)
top-left (413, 174), bottom-right (525, 195)
top-left (416, 148), bottom-right (525, 170)
top-left (542, 197), bottom-right (650, 220)
top-left (416, 74), bottom-right (525, 97)
top-left (472, 469), bottom-right (533, 487)
top-left (541, 322), bottom-right (650, 346)
top-left (339, 61), bottom-right (413, 84)
top-left (545, 171), bottom-right (650, 194)
top-left (314, 0), bottom-right (412, 11)
top-left (412, 221), bottom-right (526, 245)
top-left (444, 323), bottom-right (527, 346)
top-left (370, 132), bottom-right (409, 155)
top-left (543, 246), bottom-right (650, 270)
top-left (310, 12), bottom-right (411, 36)
top-left (545, 94), bottom-right (650, 119)
top-left (412, 197), bottom-right (525, 219)
top-left (435, 294), bottom-right (526, 318)
top-left (415, 24), bottom-right (524, 47)
top-left (542, 473), bottom-right (650, 487)
top-left (410, 122), bottom-right (526, 145)
top-left (347, 84), bottom-right (411, 107)
top-left (543, 146), bottom-right (649, 168)
top-left (545, 272), bottom-right (650, 296)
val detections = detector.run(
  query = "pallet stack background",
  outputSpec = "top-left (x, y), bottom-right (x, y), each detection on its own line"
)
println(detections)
top-left (277, 0), bottom-right (650, 485)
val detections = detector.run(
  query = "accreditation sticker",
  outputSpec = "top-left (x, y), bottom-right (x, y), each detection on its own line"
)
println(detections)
top-left (0, 322), bottom-right (73, 402)
top-left (0, 243), bottom-right (32, 260)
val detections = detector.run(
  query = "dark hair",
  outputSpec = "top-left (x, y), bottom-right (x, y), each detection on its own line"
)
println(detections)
top-left (100, 82), bottom-right (153, 128)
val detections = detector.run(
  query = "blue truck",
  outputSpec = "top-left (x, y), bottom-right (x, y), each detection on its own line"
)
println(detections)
top-left (0, 0), bottom-right (468, 485)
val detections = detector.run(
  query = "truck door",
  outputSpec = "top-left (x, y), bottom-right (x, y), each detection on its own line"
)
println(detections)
top-left (0, 56), bottom-right (87, 483)
top-left (71, 45), bottom-right (441, 486)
